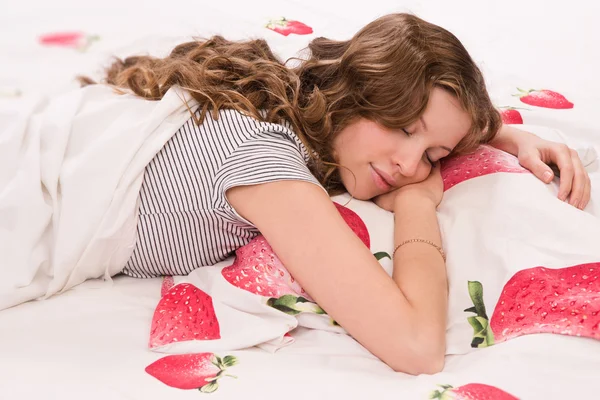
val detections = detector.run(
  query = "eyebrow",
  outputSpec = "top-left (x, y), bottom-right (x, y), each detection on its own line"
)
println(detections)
top-left (420, 116), bottom-right (454, 154)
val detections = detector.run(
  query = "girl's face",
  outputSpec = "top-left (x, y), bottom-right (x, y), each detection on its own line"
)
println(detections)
top-left (332, 87), bottom-right (472, 200)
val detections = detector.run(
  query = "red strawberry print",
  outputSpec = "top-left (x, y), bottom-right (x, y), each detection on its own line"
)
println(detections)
top-left (514, 88), bottom-right (573, 109)
top-left (38, 31), bottom-right (99, 51)
top-left (146, 352), bottom-right (238, 393)
top-left (334, 202), bottom-right (370, 248)
top-left (440, 145), bottom-right (529, 191)
top-left (160, 276), bottom-right (175, 297)
top-left (149, 283), bottom-right (221, 349)
top-left (266, 17), bottom-right (313, 36)
top-left (465, 262), bottom-right (600, 348)
top-left (430, 383), bottom-right (519, 400)
top-left (498, 106), bottom-right (525, 124)
top-left (221, 235), bottom-right (310, 299)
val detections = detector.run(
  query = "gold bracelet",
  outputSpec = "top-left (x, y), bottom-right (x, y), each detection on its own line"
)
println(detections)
top-left (393, 239), bottom-right (446, 262)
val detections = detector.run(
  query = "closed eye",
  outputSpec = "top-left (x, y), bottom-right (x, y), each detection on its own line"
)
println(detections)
top-left (403, 128), bottom-right (434, 164)
top-left (424, 152), bottom-right (434, 165)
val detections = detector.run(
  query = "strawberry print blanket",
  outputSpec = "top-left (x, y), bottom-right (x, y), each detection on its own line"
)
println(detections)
top-left (2, 1), bottom-right (600, 397)
top-left (144, 135), bottom-right (599, 395)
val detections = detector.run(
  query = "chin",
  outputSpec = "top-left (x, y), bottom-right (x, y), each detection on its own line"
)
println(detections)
top-left (344, 187), bottom-right (374, 201)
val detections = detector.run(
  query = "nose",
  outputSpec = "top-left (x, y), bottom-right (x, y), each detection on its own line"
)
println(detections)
top-left (395, 152), bottom-right (422, 177)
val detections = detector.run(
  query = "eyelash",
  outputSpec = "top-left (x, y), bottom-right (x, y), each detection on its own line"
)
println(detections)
top-left (402, 128), bottom-right (434, 165)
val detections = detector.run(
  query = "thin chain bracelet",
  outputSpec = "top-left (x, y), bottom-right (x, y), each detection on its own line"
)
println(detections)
top-left (392, 238), bottom-right (446, 262)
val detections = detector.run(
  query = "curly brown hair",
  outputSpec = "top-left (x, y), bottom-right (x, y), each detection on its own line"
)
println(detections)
top-left (80, 13), bottom-right (501, 194)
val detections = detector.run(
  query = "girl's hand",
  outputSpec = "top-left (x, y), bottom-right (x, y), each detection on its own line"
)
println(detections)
top-left (515, 133), bottom-right (591, 209)
top-left (493, 125), bottom-right (591, 209)
top-left (373, 163), bottom-right (443, 212)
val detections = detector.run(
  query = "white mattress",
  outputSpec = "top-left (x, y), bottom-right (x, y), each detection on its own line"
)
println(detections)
top-left (2, 1), bottom-right (599, 399)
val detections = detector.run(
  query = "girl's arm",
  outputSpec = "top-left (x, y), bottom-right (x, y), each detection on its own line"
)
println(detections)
top-left (227, 179), bottom-right (447, 375)
top-left (488, 123), bottom-right (521, 155)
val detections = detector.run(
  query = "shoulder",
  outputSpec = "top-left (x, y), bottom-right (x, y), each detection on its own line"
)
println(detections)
top-left (194, 108), bottom-right (311, 162)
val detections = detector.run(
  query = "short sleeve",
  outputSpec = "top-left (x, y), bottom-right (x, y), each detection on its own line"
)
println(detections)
top-left (214, 129), bottom-right (326, 224)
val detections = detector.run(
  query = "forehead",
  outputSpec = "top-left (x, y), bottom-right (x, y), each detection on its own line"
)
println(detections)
top-left (420, 89), bottom-right (472, 153)
top-left (425, 89), bottom-right (471, 129)
top-left (427, 88), bottom-right (467, 116)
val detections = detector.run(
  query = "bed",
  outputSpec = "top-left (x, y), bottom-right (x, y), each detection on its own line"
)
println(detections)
top-left (1, 1), bottom-right (599, 399)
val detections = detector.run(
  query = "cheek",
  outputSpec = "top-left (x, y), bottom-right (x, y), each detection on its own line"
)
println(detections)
top-left (333, 134), bottom-right (360, 165)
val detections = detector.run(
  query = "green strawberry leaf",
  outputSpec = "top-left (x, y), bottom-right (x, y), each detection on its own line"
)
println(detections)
top-left (267, 296), bottom-right (300, 314)
top-left (211, 354), bottom-right (223, 369)
top-left (214, 355), bottom-right (223, 367)
top-left (467, 316), bottom-right (484, 335)
top-left (295, 297), bottom-right (326, 314)
top-left (271, 294), bottom-right (299, 308)
top-left (465, 282), bottom-right (495, 346)
top-left (514, 87), bottom-right (535, 97)
top-left (430, 385), bottom-right (453, 399)
top-left (471, 336), bottom-right (485, 348)
top-left (293, 300), bottom-right (325, 314)
top-left (467, 316), bottom-right (494, 348)
top-left (268, 295), bottom-right (327, 315)
top-left (466, 281), bottom-right (489, 320)
top-left (374, 251), bottom-right (391, 261)
top-left (222, 355), bottom-right (238, 368)
top-left (199, 381), bottom-right (219, 393)
top-left (268, 303), bottom-right (301, 315)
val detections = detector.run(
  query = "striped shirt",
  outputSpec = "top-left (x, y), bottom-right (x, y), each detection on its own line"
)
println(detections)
top-left (121, 108), bottom-right (323, 278)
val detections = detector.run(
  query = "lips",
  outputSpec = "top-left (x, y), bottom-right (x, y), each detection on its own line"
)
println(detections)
top-left (370, 164), bottom-right (395, 192)
top-left (371, 164), bottom-right (397, 187)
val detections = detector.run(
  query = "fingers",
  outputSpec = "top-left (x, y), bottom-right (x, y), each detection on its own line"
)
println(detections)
top-left (519, 151), bottom-right (555, 184)
top-left (547, 144), bottom-right (575, 201)
top-left (522, 144), bottom-right (591, 209)
top-left (581, 175), bottom-right (592, 209)
top-left (568, 150), bottom-right (591, 209)
top-left (547, 146), bottom-right (591, 208)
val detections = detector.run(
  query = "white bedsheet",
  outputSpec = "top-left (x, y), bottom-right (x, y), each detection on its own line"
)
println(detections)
top-left (1, 0), bottom-right (599, 399)
top-left (1, 276), bottom-right (599, 399)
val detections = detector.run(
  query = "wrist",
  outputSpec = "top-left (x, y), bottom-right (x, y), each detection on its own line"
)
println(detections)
top-left (393, 191), bottom-right (437, 212)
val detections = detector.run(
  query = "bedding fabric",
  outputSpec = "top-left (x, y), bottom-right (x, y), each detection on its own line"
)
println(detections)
top-left (0, 85), bottom-right (197, 310)
top-left (1, 0), bottom-right (600, 399)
